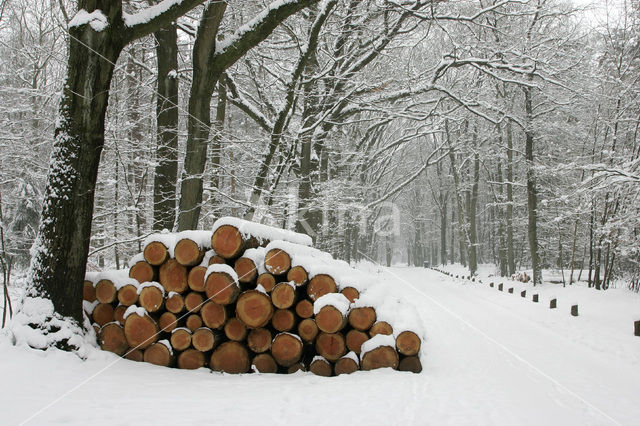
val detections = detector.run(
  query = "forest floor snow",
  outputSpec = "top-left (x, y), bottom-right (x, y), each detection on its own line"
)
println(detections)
top-left (1, 265), bottom-right (639, 425)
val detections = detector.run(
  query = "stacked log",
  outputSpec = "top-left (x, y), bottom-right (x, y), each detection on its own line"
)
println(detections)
top-left (85, 217), bottom-right (423, 376)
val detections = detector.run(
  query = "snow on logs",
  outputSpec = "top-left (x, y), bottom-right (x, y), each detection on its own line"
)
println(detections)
top-left (84, 216), bottom-right (423, 376)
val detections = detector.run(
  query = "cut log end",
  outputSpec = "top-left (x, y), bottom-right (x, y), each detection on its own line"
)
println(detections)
top-left (252, 353), bottom-right (278, 373)
top-left (211, 341), bottom-right (251, 374)
top-left (211, 225), bottom-right (243, 259)
top-left (138, 286), bottom-right (164, 313)
top-left (184, 291), bottom-right (204, 313)
top-left (315, 332), bottom-right (346, 362)
top-left (200, 301), bottom-right (227, 329)
top-left (174, 238), bottom-right (204, 266)
top-left (144, 241), bottom-right (169, 266)
top-left (159, 312), bottom-right (178, 333)
top-left (187, 266), bottom-right (207, 292)
top-left (234, 257), bottom-right (258, 283)
top-left (271, 333), bottom-right (303, 367)
top-left (236, 290), bottom-right (274, 328)
top-left (334, 356), bottom-right (359, 376)
top-left (186, 314), bottom-right (203, 331)
top-left (271, 309), bottom-right (296, 333)
top-left (117, 284), bottom-right (139, 306)
top-left (124, 349), bottom-right (144, 362)
top-left (209, 255), bottom-right (227, 265)
top-left (224, 317), bottom-right (248, 341)
top-left (143, 342), bottom-right (173, 367)
top-left (264, 248), bottom-right (291, 275)
top-left (316, 305), bottom-right (347, 334)
top-left (310, 358), bottom-right (333, 377)
top-left (287, 363), bottom-right (306, 374)
top-left (124, 312), bottom-right (159, 350)
top-left (170, 328), bottom-right (192, 351)
top-left (165, 292), bottom-right (185, 314)
top-left (92, 303), bottom-right (115, 327)
top-left (114, 305), bottom-right (127, 326)
top-left (83, 280), bottom-right (96, 303)
top-left (256, 273), bottom-right (276, 292)
top-left (204, 271), bottom-right (240, 305)
top-left (297, 318), bottom-right (319, 343)
top-left (99, 323), bottom-right (128, 356)
top-left (348, 307), bottom-right (376, 332)
top-left (398, 356), bottom-right (422, 373)
top-left (295, 299), bottom-right (314, 319)
top-left (369, 321), bottom-right (393, 337)
top-left (129, 261), bottom-right (155, 284)
top-left (345, 329), bottom-right (369, 354)
top-left (307, 274), bottom-right (337, 301)
top-left (287, 266), bottom-right (308, 286)
top-left (361, 346), bottom-right (399, 370)
top-left (95, 279), bottom-right (117, 304)
top-left (177, 349), bottom-right (205, 370)
top-left (192, 327), bottom-right (218, 352)
top-left (159, 259), bottom-right (188, 294)
top-left (395, 330), bottom-right (421, 357)
top-left (247, 328), bottom-right (272, 353)
top-left (271, 283), bottom-right (296, 309)
top-left (340, 286), bottom-right (360, 303)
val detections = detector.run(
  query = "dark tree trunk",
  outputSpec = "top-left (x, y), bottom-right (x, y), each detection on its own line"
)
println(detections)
top-left (506, 121), bottom-right (516, 276)
top-left (524, 87), bottom-right (542, 286)
top-left (153, 23), bottom-right (179, 231)
top-left (467, 129), bottom-right (479, 275)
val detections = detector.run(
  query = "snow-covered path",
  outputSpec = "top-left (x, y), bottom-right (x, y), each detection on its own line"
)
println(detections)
top-left (1, 266), bottom-right (639, 425)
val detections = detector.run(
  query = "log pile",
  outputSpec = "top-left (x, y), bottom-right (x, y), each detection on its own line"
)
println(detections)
top-left (84, 217), bottom-right (423, 376)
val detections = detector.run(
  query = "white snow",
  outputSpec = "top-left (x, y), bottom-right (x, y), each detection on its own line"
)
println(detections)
top-left (93, 269), bottom-right (137, 290)
top-left (137, 281), bottom-right (165, 296)
top-left (143, 232), bottom-right (176, 258)
top-left (199, 249), bottom-right (218, 267)
top-left (84, 271), bottom-right (100, 285)
top-left (311, 355), bottom-right (329, 364)
top-left (204, 264), bottom-right (239, 287)
top-left (68, 9), bottom-right (109, 32)
top-left (342, 351), bottom-right (359, 366)
top-left (313, 293), bottom-right (350, 316)
top-left (123, 0), bottom-right (184, 27)
top-left (360, 334), bottom-right (396, 359)
top-left (122, 305), bottom-right (147, 320)
top-left (265, 240), bottom-right (331, 261)
top-left (212, 216), bottom-right (312, 246)
top-left (171, 327), bottom-right (190, 334)
top-left (255, 284), bottom-right (267, 294)
top-left (241, 247), bottom-right (267, 274)
top-left (82, 300), bottom-right (98, 315)
top-left (127, 253), bottom-right (145, 268)
top-left (157, 339), bottom-right (173, 356)
top-left (175, 230), bottom-right (212, 250)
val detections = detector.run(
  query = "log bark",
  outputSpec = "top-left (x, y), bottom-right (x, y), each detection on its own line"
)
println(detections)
top-left (307, 274), bottom-right (337, 301)
top-left (398, 356), bottom-right (422, 373)
top-left (186, 314), bottom-right (203, 331)
top-left (256, 273), bottom-right (276, 292)
top-left (361, 346), bottom-right (398, 370)
top-left (99, 322), bottom-right (128, 355)
top-left (271, 283), bottom-right (296, 309)
top-left (287, 265), bottom-right (308, 286)
top-left (234, 256), bottom-right (258, 283)
top-left (247, 328), bottom-right (272, 353)
top-left (124, 311), bottom-right (159, 350)
top-left (117, 284), bottom-right (139, 306)
top-left (144, 241), bottom-right (169, 266)
top-left (297, 318), bottom-right (319, 343)
top-left (177, 349), bottom-right (205, 370)
top-left (334, 355), bottom-right (358, 375)
top-left (348, 307), bottom-right (376, 331)
top-left (264, 248), bottom-right (291, 275)
top-left (159, 311), bottom-right (178, 332)
top-left (295, 299), bottom-right (314, 319)
top-left (395, 331), bottom-right (421, 356)
top-left (95, 279), bottom-right (117, 304)
top-left (236, 290), bottom-right (274, 328)
top-left (224, 317), bottom-right (248, 341)
top-left (252, 353), bottom-right (278, 373)
top-left (345, 329), bottom-right (369, 354)
top-left (315, 305), bottom-right (347, 333)
top-left (315, 332), bottom-right (346, 362)
top-left (271, 333), bottom-right (303, 367)
top-left (144, 342), bottom-right (173, 367)
top-left (165, 292), bottom-right (185, 313)
top-left (83, 281), bottom-right (96, 302)
top-left (200, 301), bottom-right (228, 329)
top-left (138, 286), bottom-right (164, 313)
top-left (159, 259), bottom-right (188, 293)
top-left (187, 265), bottom-right (207, 292)
top-left (92, 303), bottom-right (115, 326)
top-left (369, 321), bottom-right (393, 337)
top-left (210, 341), bottom-right (251, 373)
top-left (170, 328), bottom-right (192, 351)
top-left (174, 238), bottom-right (204, 266)
top-left (184, 291), bottom-right (204, 313)
top-left (204, 270), bottom-right (240, 305)
top-left (340, 287), bottom-right (360, 303)
top-left (310, 357), bottom-right (332, 377)
top-left (129, 261), bottom-right (155, 284)
top-left (192, 327), bottom-right (218, 352)
top-left (272, 309), bottom-right (296, 332)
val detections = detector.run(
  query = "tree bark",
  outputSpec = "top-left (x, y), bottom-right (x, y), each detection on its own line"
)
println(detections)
top-left (524, 87), bottom-right (542, 285)
top-left (506, 121), bottom-right (516, 275)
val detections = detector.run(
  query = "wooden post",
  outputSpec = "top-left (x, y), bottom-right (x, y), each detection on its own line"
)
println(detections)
top-left (532, 294), bottom-right (538, 303)
top-left (490, 283), bottom-right (494, 288)
top-left (550, 299), bottom-right (557, 309)
top-left (571, 305), bottom-right (579, 316)
top-left (508, 288), bottom-right (513, 294)
top-left (634, 320), bottom-right (640, 336)
top-left (521, 290), bottom-right (526, 298)
top-left (498, 284), bottom-right (503, 291)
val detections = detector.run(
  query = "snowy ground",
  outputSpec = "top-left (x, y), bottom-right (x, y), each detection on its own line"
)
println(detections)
top-left (1, 265), bottom-right (639, 425)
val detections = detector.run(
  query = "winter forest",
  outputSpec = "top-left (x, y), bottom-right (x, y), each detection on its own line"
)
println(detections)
top-left (2, 0), bottom-right (640, 316)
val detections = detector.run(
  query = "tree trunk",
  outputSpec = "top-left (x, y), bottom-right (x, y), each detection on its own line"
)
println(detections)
top-left (506, 121), bottom-right (516, 275)
top-left (524, 87), bottom-right (542, 286)
top-left (467, 129), bottom-right (480, 276)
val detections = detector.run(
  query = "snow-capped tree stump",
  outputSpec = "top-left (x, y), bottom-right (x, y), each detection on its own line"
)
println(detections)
top-left (99, 322), bottom-right (128, 355)
top-left (247, 328), bottom-right (272, 353)
top-left (143, 342), bottom-right (173, 367)
top-left (200, 301), bottom-right (227, 329)
top-left (361, 346), bottom-right (399, 370)
top-left (117, 283), bottom-right (139, 306)
top-left (124, 311), bottom-right (159, 350)
top-left (271, 333), bottom-right (303, 367)
top-left (83, 280), bottom-right (96, 302)
top-left (348, 307), bottom-right (376, 331)
top-left (256, 273), bottom-right (276, 292)
top-left (340, 287), bottom-right (360, 303)
top-left (210, 341), bottom-right (251, 373)
top-left (159, 312), bottom-right (178, 332)
top-left (138, 285), bottom-right (164, 313)
top-left (185, 314), bottom-right (203, 331)
top-left (211, 225), bottom-right (258, 259)
top-left (315, 305), bottom-right (347, 333)
top-left (174, 237), bottom-right (204, 266)
top-left (334, 354), bottom-right (359, 375)
top-left (165, 292), bottom-right (185, 313)
top-left (129, 261), bottom-right (155, 284)
top-left (295, 299), bottom-right (314, 319)
top-left (264, 248), bottom-right (291, 275)
top-left (272, 309), bottom-right (296, 332)
top-left (315, 332), bottom-right (346, 362)
top-left (144, 241), bottom-right (169, 266)
top-left (224, 317), bottom-right (248, 341)
top-left (177, 349), bottom-right (205, 370)
top-left (184, 292), bottom-right (204, 313)
top-left (571, 305), bottom-right (579, 316)
top-left (307, 274), bottom-right (337, 301)
top-left (396, 331), bottom-right (421, 356)
top-left (310, 357), bottom-right (332, 377)
top-left (204, 270), bottom-right (240, 305)
top-left (235, 290), bottom-right (274, 328)
top-left (398, 356), bottom-right (422, 373)
top-left (252, 353), bottom-right (278, 373)
top-left (159, 259), bottom-right (188, 293)
top-left (92, 303), bottom-right (115, 326)
top-left (187, 266), bottom-right (207, 292)
top-left (271, 283), bottom-right (296, 309)
top-left (297, 318), bottom-right (319, 343)
top-left (369, 321), bottom-right (393, 337)
top-left (234, 256), bottom-right (258, 283)
top-left (192, 327), bottom-right (218, 352)
top-left (345, 329), bottom-right (369, 354)
top-left (95, 279), bottom-right (117, 304)
top-left (170, 328), bottom-right (191, 351)
top-left (287, 265), bottom-right (308, 286)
